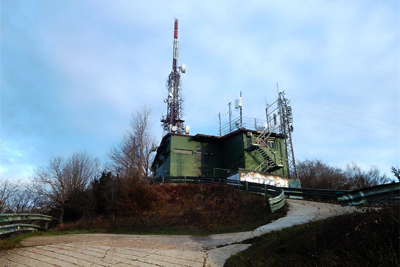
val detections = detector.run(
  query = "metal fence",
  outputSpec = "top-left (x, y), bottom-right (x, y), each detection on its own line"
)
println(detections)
top-left (0, 214), bottom-right (52, 237)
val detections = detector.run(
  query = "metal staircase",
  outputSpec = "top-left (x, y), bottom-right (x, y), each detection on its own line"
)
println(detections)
top-left (246, 126), bottom-right (284, 173)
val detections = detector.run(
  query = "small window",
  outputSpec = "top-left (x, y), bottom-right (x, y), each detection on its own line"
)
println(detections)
top-left (268, 140), bottom-right (275, 148)
top-left (173, 148), bottom-right (193, 155)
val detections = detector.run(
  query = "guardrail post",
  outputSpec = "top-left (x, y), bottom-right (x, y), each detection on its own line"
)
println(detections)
top-left (264, 184), bottom-right (268, 205)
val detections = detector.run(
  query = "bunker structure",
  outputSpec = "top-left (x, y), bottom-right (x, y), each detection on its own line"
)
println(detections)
top-left (151, 127), bottom-right (287, 178)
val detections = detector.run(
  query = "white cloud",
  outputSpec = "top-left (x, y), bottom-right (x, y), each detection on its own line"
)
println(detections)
top-left (1, 0), bottom-right (398, 181)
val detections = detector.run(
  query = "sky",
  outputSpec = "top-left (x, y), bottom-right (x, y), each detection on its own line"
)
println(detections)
top-left (1, 0), bottom-right (399, 182)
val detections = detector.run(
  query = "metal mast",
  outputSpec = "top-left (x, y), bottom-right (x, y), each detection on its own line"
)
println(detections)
top-left (161, 19), bottom-right (187, 134)
top-left (278, 91), bottom-right (299, 182)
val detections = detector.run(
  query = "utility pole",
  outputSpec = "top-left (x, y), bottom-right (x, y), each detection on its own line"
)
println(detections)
top-left (228, 102), bottom-right (232, 132)
top-left (218, 113), bottom-right (222, 136)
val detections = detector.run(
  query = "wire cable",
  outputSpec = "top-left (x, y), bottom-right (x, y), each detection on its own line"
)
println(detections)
top-left (286, 93), bottom-right (400, 126)
top-left (293, 108), bottom-right (399, 141)
top-left (290, 101), bottom-right (399, 131)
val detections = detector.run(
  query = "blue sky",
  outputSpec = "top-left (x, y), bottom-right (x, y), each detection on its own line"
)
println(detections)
top-left (1, 0), bottom-right (399, 181)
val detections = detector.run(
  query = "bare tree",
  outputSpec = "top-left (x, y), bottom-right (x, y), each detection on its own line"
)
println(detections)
top-left (297, 159), bottom-right (349, 190)
top-left (9, 184), bottom-right (39, 213)
top-left (0, 178), bottom-right (19, 213)
top-left (109, 107), bottom-right (156, 182)
top-left (391, 166), bottom-right (400, 182)
top-left (345, 163), bottom-right (391, 189)
top-left (31, 152), bottom-right (99, 224)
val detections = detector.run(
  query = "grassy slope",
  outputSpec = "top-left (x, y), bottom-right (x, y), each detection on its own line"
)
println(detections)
top-left (1, 184), bottom-right (288, 250)
top-left (225, 204), bottom-right (399, 267)
top-left (58, 184), bottom-right (288, 235)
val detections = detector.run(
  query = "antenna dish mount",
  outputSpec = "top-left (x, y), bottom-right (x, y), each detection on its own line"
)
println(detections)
top-left (181, 64), bottom-right (186, 73)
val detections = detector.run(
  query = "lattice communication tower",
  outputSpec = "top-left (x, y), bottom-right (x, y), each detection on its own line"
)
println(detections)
top-left (278, 92), bottom-right (299, 181)
top-left (161, 19), bottom-right (189, 134)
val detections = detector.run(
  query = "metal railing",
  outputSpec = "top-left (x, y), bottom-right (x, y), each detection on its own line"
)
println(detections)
top-left (219, 116), bottom-right (274, 136)
top-left (0, 214), bottom-right (52, 236)
top-left (152, 177), bottom-right (285, 213)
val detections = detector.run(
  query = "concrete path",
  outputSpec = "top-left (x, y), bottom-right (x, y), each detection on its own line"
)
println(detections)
top-left (0, 200), bottom-right (359, 267)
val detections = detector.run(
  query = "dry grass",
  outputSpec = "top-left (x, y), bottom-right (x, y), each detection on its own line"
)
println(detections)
top-left (55, 183), bottom-right (286, 235)
top-left (225, 203), bottom-right (399, 266)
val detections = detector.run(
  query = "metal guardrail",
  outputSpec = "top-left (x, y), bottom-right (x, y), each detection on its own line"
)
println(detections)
top-left (338, 182), bottom-right (400, 206)
top-left (282, 187), bottom-right (350, 200)
top-left (153, 177), bottom-right (286, 213)
top-left (0, 214), bottom-right (52, 236)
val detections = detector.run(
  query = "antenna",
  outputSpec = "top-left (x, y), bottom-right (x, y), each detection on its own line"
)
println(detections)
top-left (235, 91), bottom-right (243, 128)
top-left (161, 19), bottom-right (188, 134)
top-left (228, 102), bottom-right (232, 132)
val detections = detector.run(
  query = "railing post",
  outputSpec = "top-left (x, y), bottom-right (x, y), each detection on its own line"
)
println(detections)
top-left (246, 181), bottom-right (248, 191)
top-left (264, 184), bottom-right (268, 205)
top-left (162, 177), bottom-right (165, 183)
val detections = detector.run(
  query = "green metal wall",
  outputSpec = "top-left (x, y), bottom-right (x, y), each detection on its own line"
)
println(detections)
top-left (168, 135), bottom-right (224, 177)
top-left (221, 132), bottom-right (245, 170)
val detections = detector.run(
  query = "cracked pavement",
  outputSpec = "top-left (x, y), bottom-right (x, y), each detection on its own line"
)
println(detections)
top-left (0, 199), bottom-right (359, 267)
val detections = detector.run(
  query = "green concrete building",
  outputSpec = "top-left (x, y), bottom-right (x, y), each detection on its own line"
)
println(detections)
top-left (151, 128), bottom-right (288, 179)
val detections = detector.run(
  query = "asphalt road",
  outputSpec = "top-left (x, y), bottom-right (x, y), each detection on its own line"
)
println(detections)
top-left (0, 199), bottom-right (359, 267)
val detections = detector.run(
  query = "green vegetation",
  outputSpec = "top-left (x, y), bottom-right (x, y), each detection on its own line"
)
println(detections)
top-left (225, 204), bottom-right (399, 267)
top-left (297, 159), bottom-right (393, 190)
top-left (0, 230), bottom-right (64, 250)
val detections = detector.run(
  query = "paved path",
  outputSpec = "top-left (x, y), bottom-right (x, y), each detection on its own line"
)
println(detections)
top-left (0, 200), bottom-right (359, 267)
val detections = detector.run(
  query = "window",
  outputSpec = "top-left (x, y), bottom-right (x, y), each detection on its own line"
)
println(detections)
top-left (173, 148), bottom-right (193, 155)
top-left (268, 140), bottom-right (275, 148)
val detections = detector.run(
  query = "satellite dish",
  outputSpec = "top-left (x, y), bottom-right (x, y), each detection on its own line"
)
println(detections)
top-left (177, 127), bottom-right (182, 134)
top-left (171, 126), bottom-right (178, 132)
top-left (169, 92), bottom-right (173, 97)
top-left (163, 99), bottom-right (167, 103)
top-left (181, 64), bottom-right (186, 73)
top-left (185, 125), bottom-right (190, 134)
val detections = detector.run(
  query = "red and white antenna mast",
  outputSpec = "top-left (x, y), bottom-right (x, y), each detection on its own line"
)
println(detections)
top-left (161, 19), bottom-right (189, 134)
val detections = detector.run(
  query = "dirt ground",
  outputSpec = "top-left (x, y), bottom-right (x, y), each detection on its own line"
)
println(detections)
top-left (0, 199), bottom-right (361, 267)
